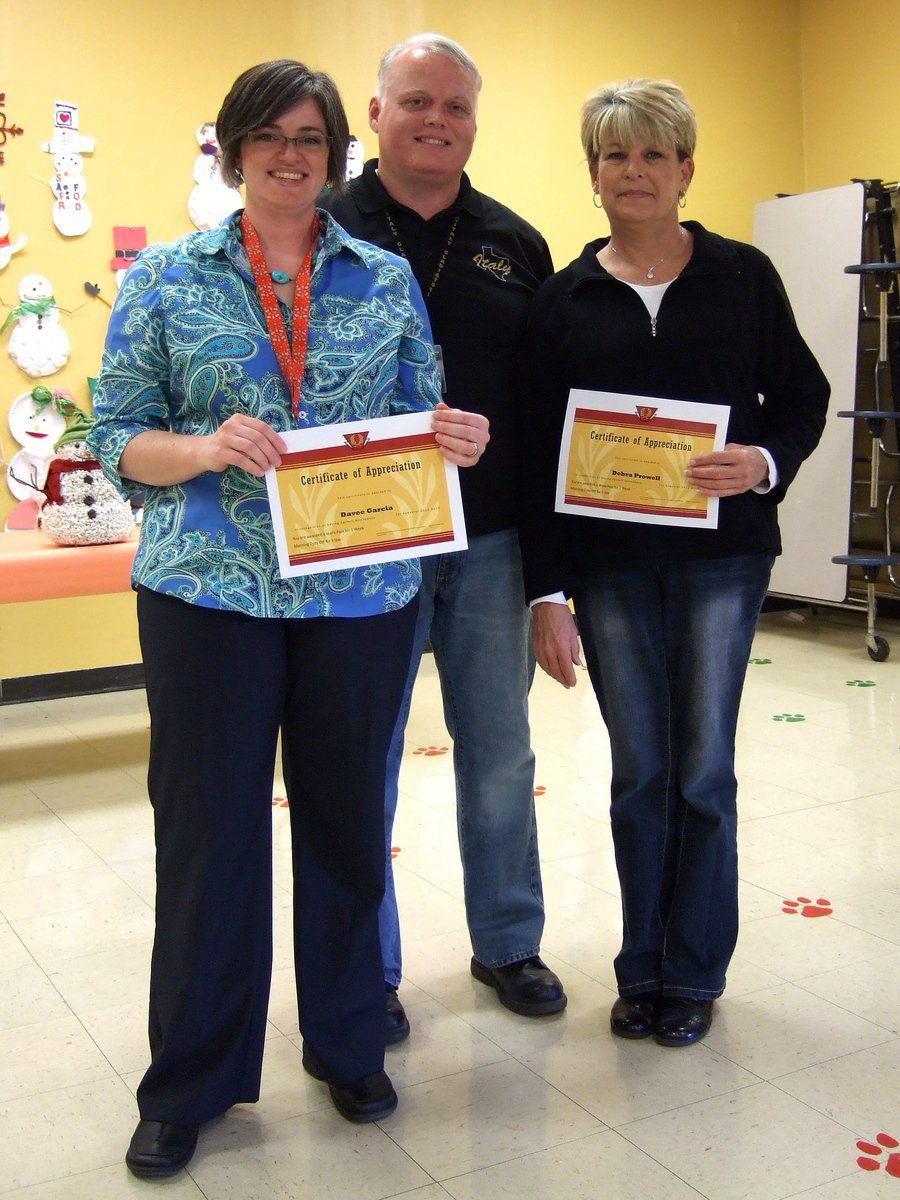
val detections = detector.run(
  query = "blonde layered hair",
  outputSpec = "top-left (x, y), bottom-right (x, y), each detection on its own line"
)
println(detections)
top-left (581, 79), bottom-right (697, 166)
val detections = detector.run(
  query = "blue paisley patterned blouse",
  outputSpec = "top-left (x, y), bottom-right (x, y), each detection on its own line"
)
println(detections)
top-left (88, 210), bottom-right (441, 619)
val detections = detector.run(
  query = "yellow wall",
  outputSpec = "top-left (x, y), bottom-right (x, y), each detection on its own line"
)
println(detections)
top-left (799, 0), bottom-right (900, 191)
top-left (0, 0), bottom-right (889, 681)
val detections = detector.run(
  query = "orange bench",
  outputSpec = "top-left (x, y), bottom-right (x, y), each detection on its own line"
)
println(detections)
top-left (0, 529), bottom-right (138, 603)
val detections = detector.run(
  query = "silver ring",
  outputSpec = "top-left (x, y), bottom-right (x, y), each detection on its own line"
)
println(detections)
top-left (469, 440), bottom-right (479, 459)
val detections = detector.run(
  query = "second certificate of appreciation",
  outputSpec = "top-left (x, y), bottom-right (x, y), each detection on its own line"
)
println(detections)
top-left (556, 389), bottom-right (729, 529)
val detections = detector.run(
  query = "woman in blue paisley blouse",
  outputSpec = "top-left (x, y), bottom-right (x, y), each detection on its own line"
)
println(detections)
top-left (88, 59), bottom-right (489, 1179)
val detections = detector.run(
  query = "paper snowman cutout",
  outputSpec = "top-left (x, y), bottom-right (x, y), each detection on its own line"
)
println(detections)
top-left (3, 274), bottom-right (71, 377)
top-left (188, 122), bottom-right (242, 230)
top-left (346, 136), bottom-right (365, 180)
top-left (41, 101), bottom-right (94, 237)
top-left (110, 225), bottom-right (147, 289)
top-left (0, 200), bottom-right (26, 271)
top-left (5, 385), bottom-right (67, 501)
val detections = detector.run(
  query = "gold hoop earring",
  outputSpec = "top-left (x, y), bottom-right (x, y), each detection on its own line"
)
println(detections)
top-left (678, 191), bottom-right (687, 209)
top-left (592, 192), bottom-right (603, 209)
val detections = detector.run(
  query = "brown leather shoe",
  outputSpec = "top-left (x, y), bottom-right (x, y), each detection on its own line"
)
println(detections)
top-left (470, 955), bottom-right (567, 1016)
top-left (125, 1119), bottom-right (199, 1178)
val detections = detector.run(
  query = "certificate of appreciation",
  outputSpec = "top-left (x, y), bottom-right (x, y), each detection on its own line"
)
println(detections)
top-left (556, 389), bottom-right (729, 529)
top-left (266, 411), bottom-right (466, 578)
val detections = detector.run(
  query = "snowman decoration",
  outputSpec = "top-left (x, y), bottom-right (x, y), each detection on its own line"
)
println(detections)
top-left (0, 199), bottom-right (26, 271)
top-left (41, 101), bottom-right (94, 237)
top-left (188, 122), bottom-right (242, 230)
top-left (3, 274), bottom-right (70, 377)
top-left (346, 135), bottom-right (365, 181)
top-left (5, 385), bottom-right (68, 503)
top-left (38, 399), bottom-right (135, 546)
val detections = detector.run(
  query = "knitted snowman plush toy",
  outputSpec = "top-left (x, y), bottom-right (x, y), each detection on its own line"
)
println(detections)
top-left (39, 398), bottom-right (135, 546)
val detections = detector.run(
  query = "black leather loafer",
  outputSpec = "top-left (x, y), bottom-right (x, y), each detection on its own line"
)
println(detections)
top-left (302, 1044), bottom-right (398, 1123)
top-left (653, 998), bottom-right (714, 1046)
top-left (125, 1119), bottom-right (199, 1179)
top-left (386, 986), bottom-right (410, 1045)
top-left (470, 955), bottom-right (567, 1016)
top-left (610, 993), bottom-right (661, 1039)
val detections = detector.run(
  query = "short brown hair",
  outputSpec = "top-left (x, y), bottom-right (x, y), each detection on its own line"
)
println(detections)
top-left (581, 79), bottom-right (697, 166)
top-left (216, 59), bottom-right (350, 192)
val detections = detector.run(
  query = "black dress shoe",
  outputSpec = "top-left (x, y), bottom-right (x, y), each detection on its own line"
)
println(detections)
top-left (125, 1119), bottom-right (199, 1179)
top-left (302, 1044), bottom-right (398, 1123)
top-left (470, 955), bottom-right (567, 1016)
top-left (653, 997), bottom-right (714, 1046)
top-left (610, 993), bottom-right (661, 1039)
top-left (386, 985), bottom-right (410, 1045)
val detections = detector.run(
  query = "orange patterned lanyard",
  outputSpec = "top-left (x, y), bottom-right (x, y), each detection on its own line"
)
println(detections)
top-left (240, 211), bottom-right (319, 422)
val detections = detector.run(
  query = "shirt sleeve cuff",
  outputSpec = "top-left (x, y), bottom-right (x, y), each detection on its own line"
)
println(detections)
top-left (529, 591), bottom-right (568, 608)
top-left (752, 446), bottom-right (778, 494)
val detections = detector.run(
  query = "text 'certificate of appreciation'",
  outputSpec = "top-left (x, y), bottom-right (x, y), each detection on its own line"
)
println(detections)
top-left (266, 411), bottom-right (466, 578)
top-left (556, 389), bottom-right (729, 529)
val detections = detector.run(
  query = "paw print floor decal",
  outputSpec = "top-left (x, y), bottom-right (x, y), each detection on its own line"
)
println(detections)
top-left (772, 713), bottom-right (806, 722)
top-left (857, 1132), bottom-right (900, 1177)
top-left (414, 745), bottom-right (449, 756)
top-left (782, 896), bottom-right (832, 917)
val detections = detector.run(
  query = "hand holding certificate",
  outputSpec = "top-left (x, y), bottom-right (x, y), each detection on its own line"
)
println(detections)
top-left (556, 390), bottom-right (729, 529)
top-left (266, 411), bottom-right (467, 578)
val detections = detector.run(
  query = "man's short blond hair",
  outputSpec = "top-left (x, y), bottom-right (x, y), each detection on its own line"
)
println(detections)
top-left (376, 33), bottom-right (482, 109)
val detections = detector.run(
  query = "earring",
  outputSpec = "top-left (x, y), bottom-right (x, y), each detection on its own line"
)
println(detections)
top-left (592, 192), bottom-right (603, 209)
top-left (678, 191), bottom-right (687, 209)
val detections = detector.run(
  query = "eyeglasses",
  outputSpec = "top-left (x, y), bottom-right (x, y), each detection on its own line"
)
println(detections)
top-left (245, 130), bottom-right (331, 153)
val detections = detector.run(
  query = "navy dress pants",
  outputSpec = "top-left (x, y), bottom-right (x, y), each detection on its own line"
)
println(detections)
top-left (135, 587), bottom-right (418, 1123)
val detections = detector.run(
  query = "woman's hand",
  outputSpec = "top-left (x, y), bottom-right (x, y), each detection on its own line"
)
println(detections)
top-left (199, 414), bottom-right (286, 478)
top-left (532, 601), bottom-right (582, 688)
top-left (686, 443), bottom-right (769, 496)
top-left (431, 402), bottom-right (490, 468)
top-left (119, 416), bottom-right (286, 487)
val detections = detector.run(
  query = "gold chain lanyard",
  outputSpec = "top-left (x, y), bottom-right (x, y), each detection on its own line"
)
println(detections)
top-left (384, 210), bottom-right (460, 299)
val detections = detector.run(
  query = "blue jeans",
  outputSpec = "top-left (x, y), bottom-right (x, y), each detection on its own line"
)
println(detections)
top-left (380, 528), bottom-right (544, 985)
top-left (572, 552), bottom-right (773, 1002)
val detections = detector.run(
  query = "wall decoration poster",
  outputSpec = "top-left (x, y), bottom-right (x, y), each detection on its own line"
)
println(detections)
top-left (266, 411), bottom-right (466, 577)
top-left (555, 389), bottom-right (729, 529)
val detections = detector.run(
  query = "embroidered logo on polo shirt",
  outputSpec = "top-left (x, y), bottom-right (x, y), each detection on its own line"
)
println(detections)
top-left (473, 246), bottom-right (510, 282)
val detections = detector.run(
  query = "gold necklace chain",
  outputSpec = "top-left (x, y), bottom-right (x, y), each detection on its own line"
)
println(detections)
top-left (384, 210), bottom-right (461, 298)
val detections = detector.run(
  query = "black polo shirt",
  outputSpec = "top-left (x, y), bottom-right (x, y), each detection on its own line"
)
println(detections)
top-left (321, 160), bottom-right (553, 537)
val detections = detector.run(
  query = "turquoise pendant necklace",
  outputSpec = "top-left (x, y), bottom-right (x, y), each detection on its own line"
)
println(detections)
top-left (270, 270), bottom-right (293, 284)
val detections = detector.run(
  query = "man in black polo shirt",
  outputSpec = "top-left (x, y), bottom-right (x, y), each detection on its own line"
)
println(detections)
top-left (321, 32), bottom-right (566, 1038)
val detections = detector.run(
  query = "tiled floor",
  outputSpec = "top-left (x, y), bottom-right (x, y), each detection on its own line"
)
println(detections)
top-left (1, 604), bottom-right (899, 1198)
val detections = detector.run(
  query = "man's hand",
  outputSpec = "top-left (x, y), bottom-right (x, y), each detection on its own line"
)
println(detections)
top-left (431, 402), bottom-right (490, 468)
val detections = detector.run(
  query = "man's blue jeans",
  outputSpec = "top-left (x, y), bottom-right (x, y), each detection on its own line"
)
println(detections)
top-left (380, 528), bottom-right (544, 986)
top-left (572, 552), bottom-right (773, 1001)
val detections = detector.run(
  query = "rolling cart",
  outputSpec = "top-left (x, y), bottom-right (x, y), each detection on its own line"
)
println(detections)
top-left (832, 183), bottom-right (900, 660)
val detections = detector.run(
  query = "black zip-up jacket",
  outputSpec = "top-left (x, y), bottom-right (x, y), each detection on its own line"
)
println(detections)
top-left (517, 221), bottom-right (830, 600)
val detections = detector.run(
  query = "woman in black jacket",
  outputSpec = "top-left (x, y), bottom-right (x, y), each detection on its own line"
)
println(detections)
top-left (518, 78), bottom-right (829, 1047)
